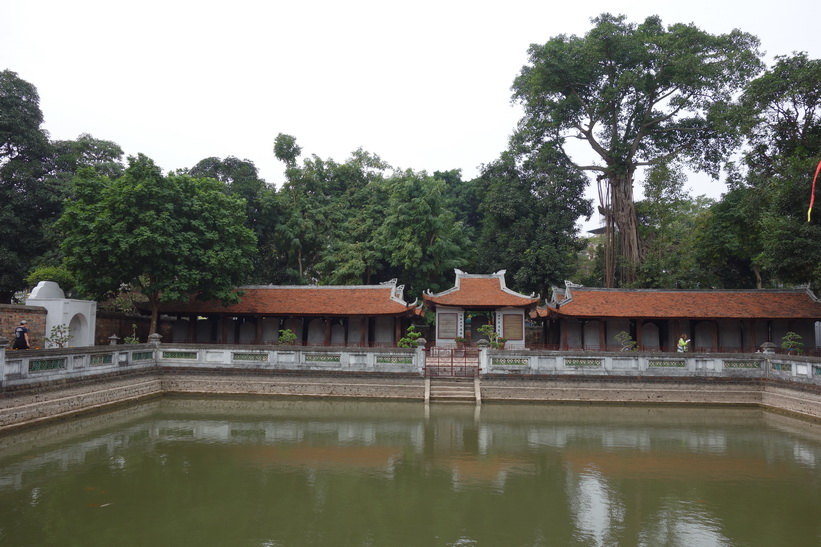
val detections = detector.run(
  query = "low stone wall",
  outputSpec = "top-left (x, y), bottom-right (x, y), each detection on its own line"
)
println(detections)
top-left (2, 344), bottom-right (821, 431)
top-left (479, 376), bottom-right (765, 407)
top-left (0, 370), bottom-right (162, 430)
top-left (160, 371), bottom-right (425, 400)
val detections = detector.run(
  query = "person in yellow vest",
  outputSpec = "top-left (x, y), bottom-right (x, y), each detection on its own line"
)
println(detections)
top-left (677, 333), bottom-right (690, 353)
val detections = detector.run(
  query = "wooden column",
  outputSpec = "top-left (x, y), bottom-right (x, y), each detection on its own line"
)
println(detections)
top-left (221, 317), bottom-right (230, 344)
top-left (324, 317), bottom-right (332, 346)
top-left (710, 321), bottom-right (717, 352)
top-left (255, 317), bottom-right (264, 345)
top-left (561, 319), bottom-right (568, 350)
top-left (394, 317), bottom-right (402, 346)
top-left (749, 319), bottom-right (757, 351)
top-left (187, 314), bottom-right (197, 343)
top-left (359, 316), bottom-right (367, 347)
top-left (636, 319), bottom-right (644, 349)
top-left (598, 320), bottom-right (606, 350)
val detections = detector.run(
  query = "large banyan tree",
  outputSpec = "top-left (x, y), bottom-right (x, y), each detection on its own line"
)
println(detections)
top-left (512, 13), bottom-right (762, 286)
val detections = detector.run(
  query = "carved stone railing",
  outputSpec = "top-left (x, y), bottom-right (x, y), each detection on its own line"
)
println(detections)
top-left (3, 339), bottom-right (821, 390)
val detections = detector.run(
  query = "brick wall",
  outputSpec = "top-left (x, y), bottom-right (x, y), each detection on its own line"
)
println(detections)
top-left (95, 311), bottom-right (153, 345)
top-left (0, 304), bottom-right (47, 348)
top-left (2, 305), bottom-right (178, 348)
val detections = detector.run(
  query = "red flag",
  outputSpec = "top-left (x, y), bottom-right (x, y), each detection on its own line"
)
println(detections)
top-left (810, 160), bottom-right (821, 222)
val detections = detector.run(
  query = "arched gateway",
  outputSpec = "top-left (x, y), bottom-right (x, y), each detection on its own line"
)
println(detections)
top-left (423, 270), bottom-right (539, 348)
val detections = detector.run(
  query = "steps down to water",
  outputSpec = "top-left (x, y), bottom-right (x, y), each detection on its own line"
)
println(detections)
top-left (427, 378), bottom-right (480, 404)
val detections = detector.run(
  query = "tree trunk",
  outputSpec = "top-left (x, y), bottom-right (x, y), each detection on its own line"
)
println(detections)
top-left (148, 292), bottom-right (159, 335)
top-left (602, 173), bottom-right (642, 287)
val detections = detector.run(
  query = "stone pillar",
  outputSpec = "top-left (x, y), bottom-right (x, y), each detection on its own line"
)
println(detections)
top-left (416, 337), bottom-right (427, 376)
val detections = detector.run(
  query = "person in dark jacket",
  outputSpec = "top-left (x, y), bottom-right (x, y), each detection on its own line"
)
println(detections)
top-left (12, 320), bottom-right (30, 349)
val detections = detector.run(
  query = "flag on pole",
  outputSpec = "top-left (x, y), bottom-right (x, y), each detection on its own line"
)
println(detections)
top-left (810, 159), bottom-right (821, 222)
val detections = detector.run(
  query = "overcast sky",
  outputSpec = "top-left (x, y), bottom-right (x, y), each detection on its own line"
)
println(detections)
top-left (4, 0), bottom-right (820, 225)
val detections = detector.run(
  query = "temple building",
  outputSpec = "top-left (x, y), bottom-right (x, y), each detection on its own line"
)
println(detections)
top-left (535, 283), bottom-right (821, 353)
top-left (147, 279), bottom-right (418, 346)
top-left (422, 270), bottom-right (539, 348)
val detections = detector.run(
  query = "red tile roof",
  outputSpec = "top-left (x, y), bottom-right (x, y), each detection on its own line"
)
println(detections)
top-left (149, 282), bottom-right (417, 316)
top-left (537, 288), bottom-right (821, 319)
top-left (423, 270), bottom-right (539, 309)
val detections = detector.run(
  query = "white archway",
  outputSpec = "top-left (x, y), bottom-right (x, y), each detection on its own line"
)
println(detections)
top-left (68, 313), bottom-right (88, 348)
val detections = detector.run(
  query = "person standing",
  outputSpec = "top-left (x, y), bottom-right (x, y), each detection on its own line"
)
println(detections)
top-left (12, 320), bottom-right (30, 349)
top-left (677, 333), bottom-right (690, 353)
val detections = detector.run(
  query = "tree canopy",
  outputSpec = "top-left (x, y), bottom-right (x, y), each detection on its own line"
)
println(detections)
top-left (512, 13), bottom-right (763, 287)
top-left (58, 154), bottom-right (257, 332)
top-left (0, 70), bottom-right (61, 302)
top-left (477, 147), bottom-right (592, 297)
top-left (5, 38), bottom-right (821, 314)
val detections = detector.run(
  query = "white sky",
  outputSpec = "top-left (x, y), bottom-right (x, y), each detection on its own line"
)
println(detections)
top-left (3, 0), bottom-right (820, 226)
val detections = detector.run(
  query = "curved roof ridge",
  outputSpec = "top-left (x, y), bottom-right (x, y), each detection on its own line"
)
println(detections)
top-left (423, 269), bottom-right (539, 308)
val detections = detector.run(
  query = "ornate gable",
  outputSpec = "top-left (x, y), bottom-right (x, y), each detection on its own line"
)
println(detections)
top-left (423, 270), bottom-right (539, 309)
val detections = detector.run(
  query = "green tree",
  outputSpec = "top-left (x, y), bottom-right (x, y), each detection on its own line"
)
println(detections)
top-left (51, 133), bottom-right (124, 182)
top-left (25, 265), bottom-right (77, 294)
top-left (314, 154), bottom-right (392, 285)
top-left (694, 186), bottom-right (766, 288)
top-left (735, 53), bottom-right (821, 290)
top-left (434, 169), bottom-right (482, 235)
top-left (633, 163), bottom-right (715, 288)
top-left (0, 70), bottom-right (60, 301)
top-left (188, 155), bottom-right (280, 283)
top-left (273, 133), bottom-right (302, 168)
top-left (511, 14), bottom-right (763, 287)
top-left (273, 137), bottom-right (393, 285)
top-left (272, 136), bottom-right (336, 283)
top-left (377, 169), bottom-right (471, 297)
top-left (477, 147), bottom-right (591, 296)
top-left (58, 154), bottom-right (257, 332)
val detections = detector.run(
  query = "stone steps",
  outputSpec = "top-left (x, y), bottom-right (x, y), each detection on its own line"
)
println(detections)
top-left (428, 378), bottom-right (478, 403)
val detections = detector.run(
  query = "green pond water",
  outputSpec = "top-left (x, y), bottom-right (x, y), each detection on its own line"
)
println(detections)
top-left (1, 397), bottom-right (821, 546)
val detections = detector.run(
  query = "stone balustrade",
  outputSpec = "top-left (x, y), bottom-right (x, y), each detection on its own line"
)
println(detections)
top-left (3, 340), bottom-right (821, 430)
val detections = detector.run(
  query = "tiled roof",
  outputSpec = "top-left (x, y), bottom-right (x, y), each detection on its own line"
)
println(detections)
top-left (536, 288), bottom-right (821, 319)
top-left (423, 270), bottom-right (539, 309)
top-left (149, 281), bottom-right (416, 316)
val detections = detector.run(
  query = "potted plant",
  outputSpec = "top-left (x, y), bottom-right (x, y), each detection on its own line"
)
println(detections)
top-left (781, 331), bottom-right (804, 355)
top-left (477, 324), bottom-right (506, 349)
top-left (398, 325), bottom-right (422, 348)
top-left (455, 336), bottom-right (466, 350)
top-left (278, 328), bottom-right (297, 345)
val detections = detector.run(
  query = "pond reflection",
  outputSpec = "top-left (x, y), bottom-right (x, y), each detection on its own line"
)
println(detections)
top-left (1, 398), bottom-right (821, 546)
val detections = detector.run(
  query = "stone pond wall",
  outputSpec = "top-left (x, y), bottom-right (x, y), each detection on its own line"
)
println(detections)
top-left (2, 342), bottom-right (821, 431)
